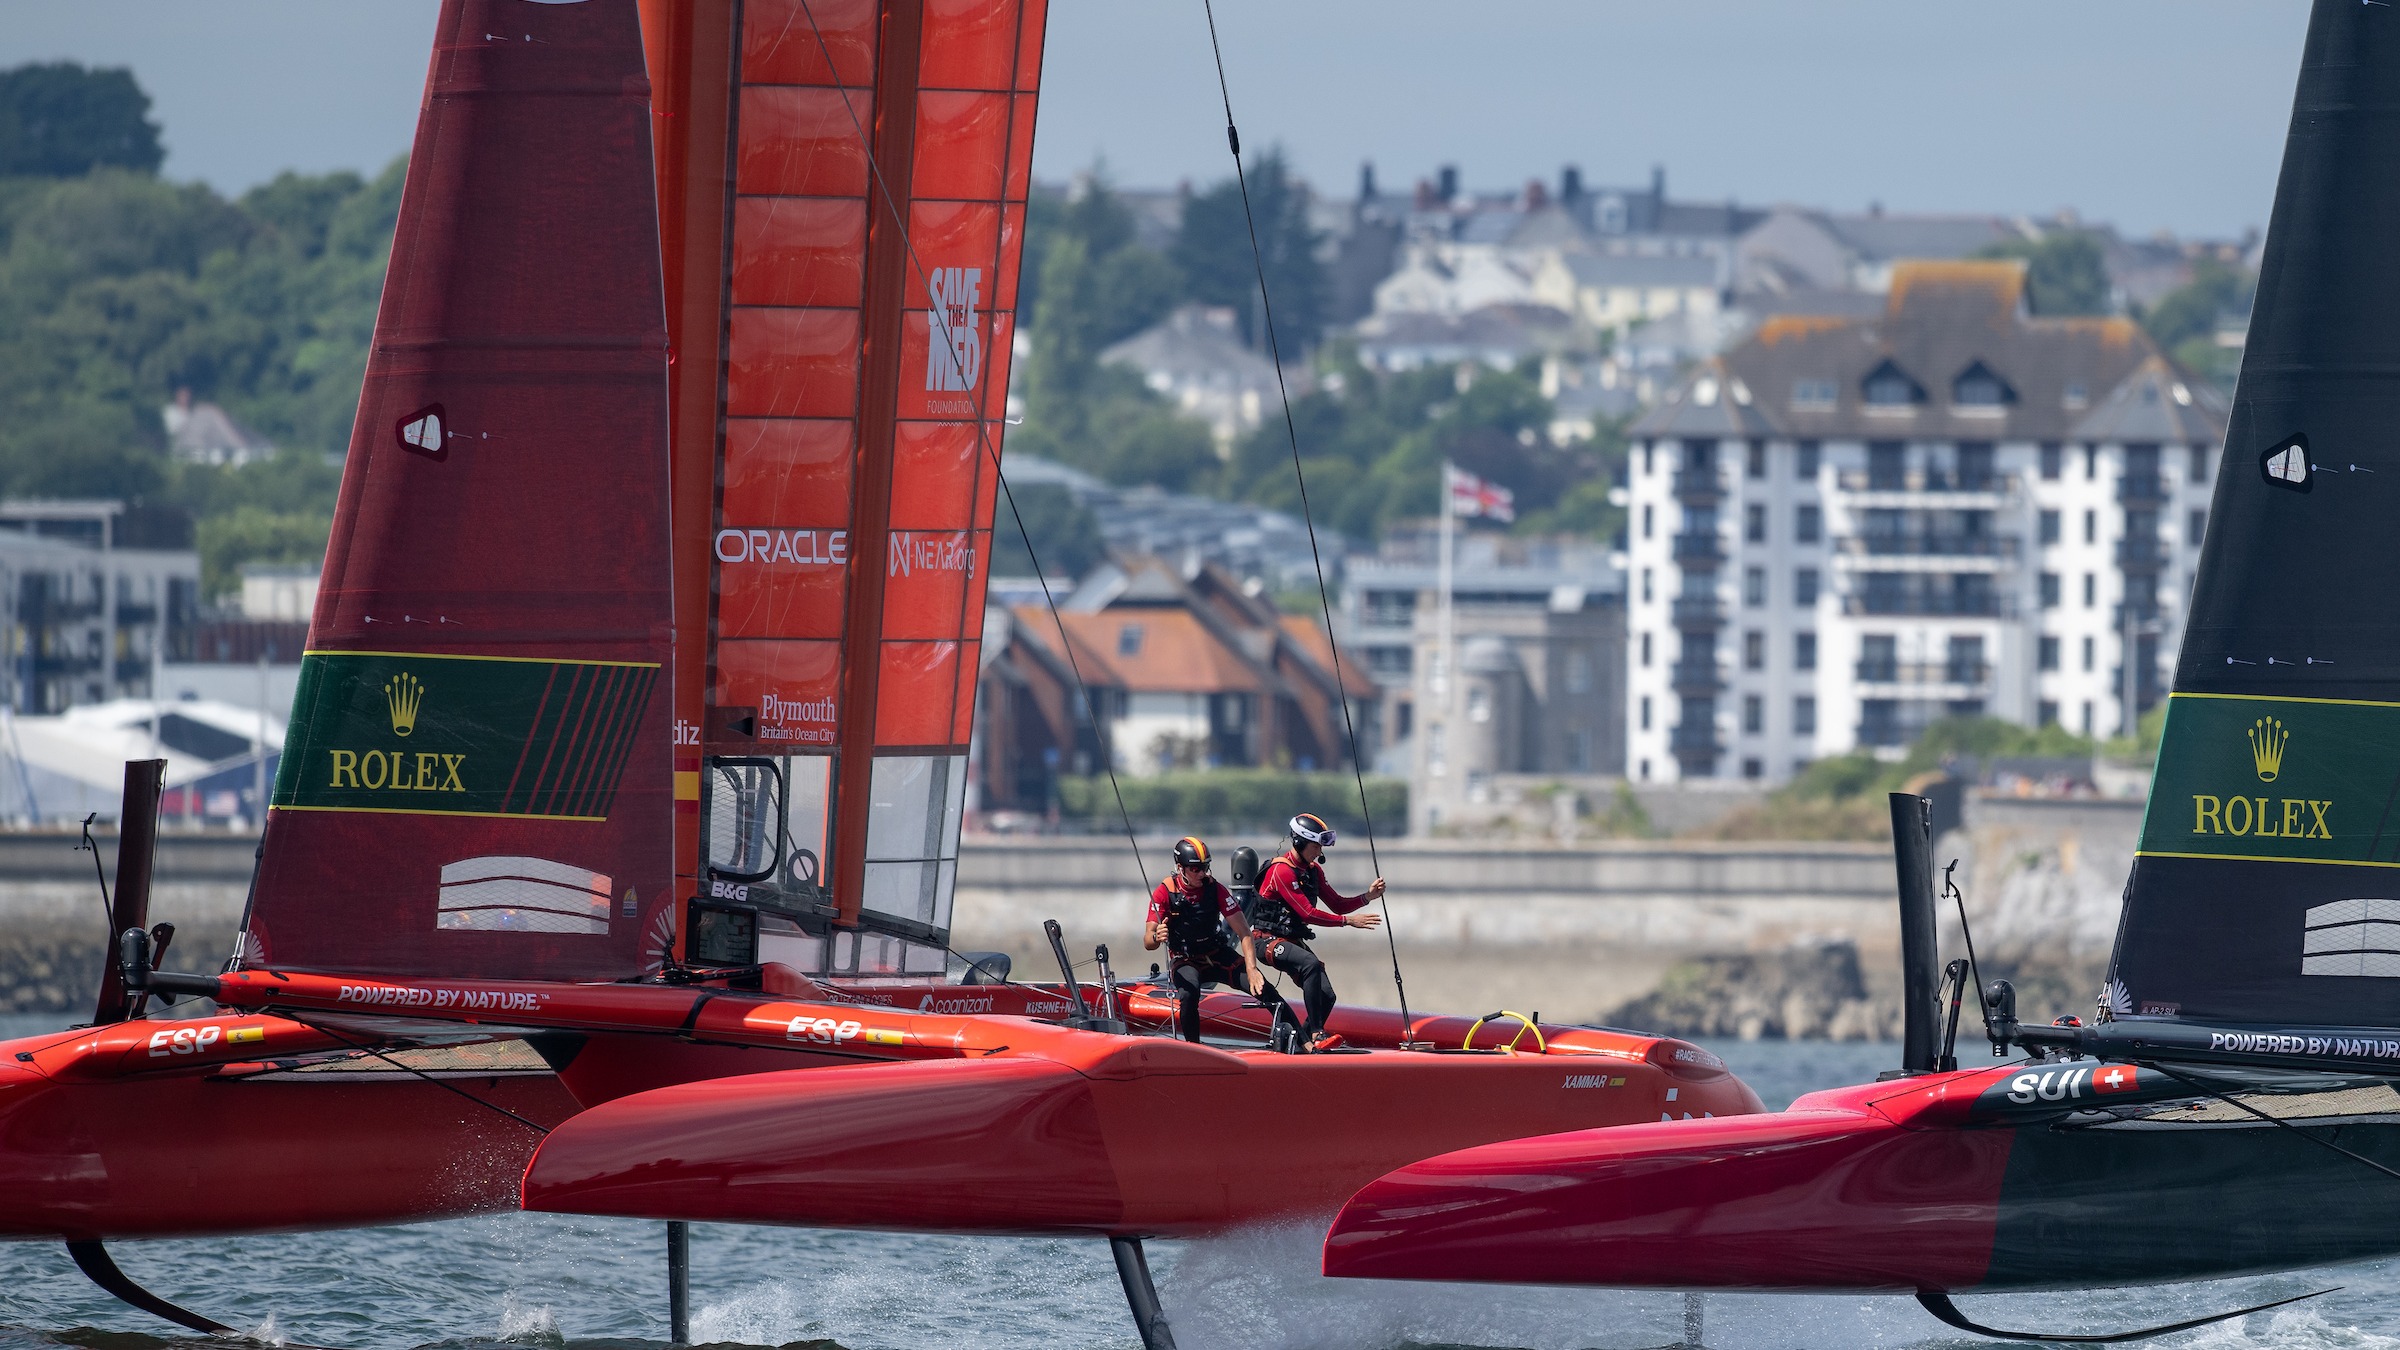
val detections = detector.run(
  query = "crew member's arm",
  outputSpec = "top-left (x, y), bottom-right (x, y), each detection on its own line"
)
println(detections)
top-left (1143, 885), bottom-right (1169, 951)
top-left (1260, 862), bottom-right (1351, 928)
top-left (1223, 893), bottom-right (1265, 995)
top-left (1325, 875), bottom-right (1388, 927)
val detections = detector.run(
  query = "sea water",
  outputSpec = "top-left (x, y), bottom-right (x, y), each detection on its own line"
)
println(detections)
top-left (0, 1014), bottom-right (2395, 1350)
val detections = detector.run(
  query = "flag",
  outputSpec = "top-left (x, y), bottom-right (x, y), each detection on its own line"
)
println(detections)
top-left (2092, 1063), bottom-right (2140, 1095)
top-left (1446, 465), bottom-right (1515, 522)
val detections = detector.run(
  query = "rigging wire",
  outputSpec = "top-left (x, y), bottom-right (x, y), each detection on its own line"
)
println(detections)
top-left (1197, 0), bottom-right (1413, 1041)
top-left (792, 0), bottom-right (1153, 902)
top-left (276, 1012), bottom-right (553, 1135)
top-left (1941, 859), bottom-right (1990, 1041)
top-left (2142, 1061), bottom-right (2400, 1185)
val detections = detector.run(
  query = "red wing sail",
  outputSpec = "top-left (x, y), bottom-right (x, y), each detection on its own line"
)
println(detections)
top-left (646, 0), bottom-right (1049, 976)
top-left (241, 0), bottom-right (674, 980)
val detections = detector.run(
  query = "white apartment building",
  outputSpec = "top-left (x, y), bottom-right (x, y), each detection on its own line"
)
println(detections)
top-left (1624, 260), bottom-right (2228, 783)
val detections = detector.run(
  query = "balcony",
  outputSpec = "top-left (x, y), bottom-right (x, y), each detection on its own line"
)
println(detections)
top-left (1669, 595), bottom-right (1725, 628)
top-left (1835, 469), bottom-right (2018, 503)
top-left (2117, 473), bottom-right (2168, 504)
top-left (1853, 659), bottom-right (1993, 687)
top-left (1670, 662), bottom-right (1727, 696)
top-left (1842, 593), bottom-right (2015, 618)
top-left (1668, 724), bottom-right (1725, 756)
top-left (1671, 469), bottom-right (1724, 503)
top-left (1671, 532), bottom-right (1725, 567)
top-left (2115, 537), bottom-right (2166, 569)
top-left (1839, 534), bottom-right (2019, 560)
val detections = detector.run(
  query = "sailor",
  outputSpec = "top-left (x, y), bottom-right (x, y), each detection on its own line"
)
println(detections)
top-left (1252, 812), bottom-right (1384, 1052)
top-left (1143, 835), bottom-right (1273, 1044)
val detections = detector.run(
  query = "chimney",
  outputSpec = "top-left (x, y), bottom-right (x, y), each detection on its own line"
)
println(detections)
top-left (1560, 165), bottom-right (1583, 205)
top-left (1358, 161), bottom-right (1378, 202)
top-left (1650, 163), bottom-right (1665, 203)
top-left (1437, 164), bottom-right (1459, 204)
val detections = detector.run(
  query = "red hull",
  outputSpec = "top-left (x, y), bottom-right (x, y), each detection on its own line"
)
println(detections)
top-left (523, 1030), bottom-right (1761, 1239)
top-left (0, 1021), bottom-right (578, 1240)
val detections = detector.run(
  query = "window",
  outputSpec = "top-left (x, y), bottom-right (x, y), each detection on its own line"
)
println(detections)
top-left (2039, 699), bottom-right (2059, 727)
top-left (1868, 441), bottom-right (1907, 489)
top-left (1746, 441), bottom-right (1767, 479)
top-left (1117, 624), bottom-right (1144, 656)
top-left (1566, 650), bottom-right (1592, 694)
top-left (1743, 695), bottom-right (1763, 734)
top-left (1794, 695), bottom-right (1817, 735)
top-left (2039, 572), bottom-right (2060, 608)
top-left (1795, 504), bottom-right (1822, 544)
top-left (1640, 568), bottom-right (1653, 603)
top-left (2083, 509), bottom-right (2097, 544)
top-left (2084, 445), bottom-right (2099, 480)
top-left (1742, 755), bottom-right (1763, 780)
top-left (2188, 508), bottom-right (2206, 547)
top-left (1794, 568), bottom-right (1819, 606)
top-left (1642, 504), bottom-right (1654, 539)
top-left (1639, 696), bottom-right (1652, 731)
top-left (1639, 631), bottom-right (1652, 667)
top-left (1744, 630), bottom-right (1765, 670)
top-left (1638, 757), bottom-right (1651, 780)
top-left (1952, 362), bottom-right (2013, 407)
top-left (1795, 631), bottom-right (1817, 671)
top-left (2081, 700), bottom-right (2094, 736)
top-left (1957, 441), bottom-right (1995, 489)
top-left (1642, 442), bottom-right (1654, 476)
top-left (1792, 379), bottom-right (1837, 410)
top-left (1796, 441), bottom-right (1821, 478)
top-left (1744, 567), bottom-right (1766, 606)
top-left (1862, 359), bottom-right (1924, 406)
top-left (1745, 503), bottom-right (1767, 542)
top-left (1859, 634), bottom-right (1898, 681)
top-left (2083, 572), bottom-right (2097, 608)
top-left (2082, 636), bottom-right (2096, 672)
top-left (2064, 383), bottom-right (2089, 410)
top-left (2039, 509), bottom-right (2060, 545)
top-left (2039, 635), bottom-right (2060, 671)
top-left (2039, 442), bottom-right (2063, 480)
top-left (2190, 445), bottom-right (2211, 480)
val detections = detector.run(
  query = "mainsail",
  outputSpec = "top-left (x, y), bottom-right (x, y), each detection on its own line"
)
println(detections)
top-left (2107, 1), bottom-right (2400, 1029)
top-left (241, 0), bottom-right (675, 979)
top-left (643, 0), bottom-right (1047, 977)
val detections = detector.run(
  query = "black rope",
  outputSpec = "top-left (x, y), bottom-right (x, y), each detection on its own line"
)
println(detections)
top-left (791, 0), bottom-right (1152, 901)
top-left (1197, 0), bottom-right (1412, 1040)
top-left (279, 1012), bottom-right (552, 1135)
top-left (77, 812), bottom-right (113, 944)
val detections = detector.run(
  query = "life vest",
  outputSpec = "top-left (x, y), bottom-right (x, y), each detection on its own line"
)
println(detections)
top-left (1249, 852), bottom-right (1321, 943)
top-left (1162, 879), bottom-right (1235, 957)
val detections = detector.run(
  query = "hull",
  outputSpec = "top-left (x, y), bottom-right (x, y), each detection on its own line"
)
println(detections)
top-left (0, 1021), bottom-right (578, 1240)
top-left (523, 1030), bottom-right (1762, 1239)
top-left (1323, 1062), bottom-right (2400, 1292)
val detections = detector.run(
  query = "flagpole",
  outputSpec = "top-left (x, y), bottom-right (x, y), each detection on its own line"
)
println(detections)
top-left (1438, 460), bottom-right (1456, 735)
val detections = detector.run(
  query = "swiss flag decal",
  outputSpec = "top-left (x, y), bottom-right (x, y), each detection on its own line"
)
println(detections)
top-left (2093, 1063), bottom-right (2139, 1094)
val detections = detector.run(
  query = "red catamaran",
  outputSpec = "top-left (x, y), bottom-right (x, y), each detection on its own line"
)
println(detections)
top-left (0, 3), bottom-right (1761, 1345)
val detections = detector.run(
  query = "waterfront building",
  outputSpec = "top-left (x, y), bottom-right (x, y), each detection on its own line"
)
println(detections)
top-left (1623, 260), bottom-right (2226, 783)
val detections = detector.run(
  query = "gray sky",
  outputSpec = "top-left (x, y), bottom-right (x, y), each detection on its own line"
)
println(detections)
top-left (0, 1), bottom-right (2307, 239)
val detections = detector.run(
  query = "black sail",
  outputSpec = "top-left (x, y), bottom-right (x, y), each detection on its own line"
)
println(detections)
top-left (2107, 0), bottom-right (2400, 1035)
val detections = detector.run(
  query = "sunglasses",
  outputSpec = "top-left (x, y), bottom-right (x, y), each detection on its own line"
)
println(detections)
top-left (1179, 861), bottom-right (1210, 872)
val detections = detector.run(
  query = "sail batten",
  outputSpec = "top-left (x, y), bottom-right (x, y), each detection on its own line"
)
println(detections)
top-left (2108, 0), bottom-right (2400, 1031)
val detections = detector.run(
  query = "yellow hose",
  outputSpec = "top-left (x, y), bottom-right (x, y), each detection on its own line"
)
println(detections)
top-left (1462, 1011), bottom-right (1546, 1055)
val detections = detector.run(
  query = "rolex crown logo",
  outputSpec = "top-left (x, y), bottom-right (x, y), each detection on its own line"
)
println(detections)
top-left (2249, 715), bottom-right (2288, 783)
top-left (385, 673), bottom-right (424, 738)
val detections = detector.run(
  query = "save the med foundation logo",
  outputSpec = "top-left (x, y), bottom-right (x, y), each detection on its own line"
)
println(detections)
top-left (2138, 694), bottom-right (2400, 863)
top-left (275, 651), bottom-right (659, 821)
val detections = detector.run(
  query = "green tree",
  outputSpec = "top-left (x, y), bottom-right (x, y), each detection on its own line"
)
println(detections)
top-left (2140, 256), bottom-right (2254, 390)
top-left (1976, 230), bottom-right (2113, 316)
top-left (194, 502), bottom-right (332, 600)
top-left (0, 63), bottom-right (163, 177)
top-left (990, 481), bottom-right (1104, 581)
top-left (1173, 149), bottom-right (1323, 350)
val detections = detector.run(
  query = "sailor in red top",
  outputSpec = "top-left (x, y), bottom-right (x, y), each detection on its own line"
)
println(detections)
top-left (1144, 836), bottom-right (1274, 1043)
top-left (1252, 812), bottom-right (1384, 1052)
